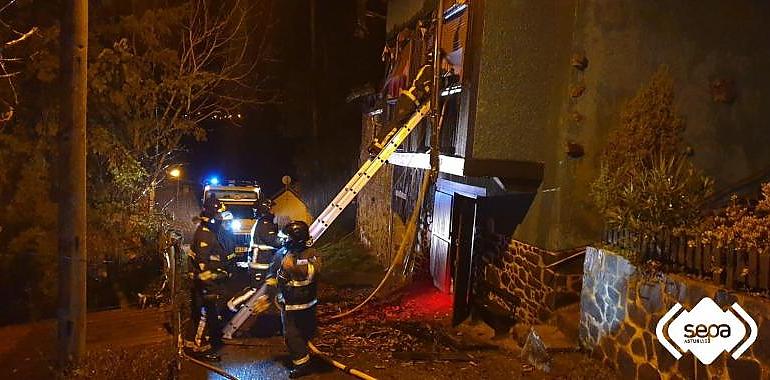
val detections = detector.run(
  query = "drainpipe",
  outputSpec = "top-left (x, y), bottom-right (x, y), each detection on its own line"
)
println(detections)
top-left (430, 2), bottom-right (444, 178)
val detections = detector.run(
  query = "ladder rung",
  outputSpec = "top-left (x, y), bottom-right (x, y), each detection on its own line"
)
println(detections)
top-left (309, 101), bottom-right (431, 242)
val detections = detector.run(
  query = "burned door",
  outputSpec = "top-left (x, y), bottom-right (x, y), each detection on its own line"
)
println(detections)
top-left (430, 190), bottom-right (453, 292)
top-left (451, 194), bottom-right (476, 325)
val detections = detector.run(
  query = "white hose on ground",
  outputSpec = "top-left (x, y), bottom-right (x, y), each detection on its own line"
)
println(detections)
top-left (329, 155), bottom-right (432, 320)
top-left (328, 102), bottom-right (446, 321)
top-left (308, 342), bottom-right (378, 380)
top-left (181, 352), bottom-right (239, 380)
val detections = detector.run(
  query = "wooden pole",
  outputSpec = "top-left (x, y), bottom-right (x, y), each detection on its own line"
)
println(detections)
top-left (430, 1), bottom-right (444, 177)
top-left (58, 0), bottom-right (88, 368)
top-left (169, 242), bottom-right (181, 378)
top-left (309, 0), bottom-right (318, 138)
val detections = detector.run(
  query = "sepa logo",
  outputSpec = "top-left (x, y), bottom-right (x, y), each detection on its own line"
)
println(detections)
top-left (656, 297), bottom-right (757, 365)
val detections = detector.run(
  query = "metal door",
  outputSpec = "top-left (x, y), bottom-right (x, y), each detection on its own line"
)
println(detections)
top-left (430, 190), bottom-right (453, 292)
top-left (451, 194), bottom-right (476, 325)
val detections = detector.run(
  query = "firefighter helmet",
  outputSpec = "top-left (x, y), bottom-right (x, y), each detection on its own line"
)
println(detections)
top-left (201, 195), bottom-right (225, 224)
top-left (281, 221), bottom-right (310, 249)
top-left (255, 199), bottom-right (274, 216)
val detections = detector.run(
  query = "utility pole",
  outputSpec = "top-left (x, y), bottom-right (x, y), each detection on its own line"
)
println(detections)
top-left (58, 0), bottom-right (88, 368)
top-left (309, 0), bottom-right (318, 137)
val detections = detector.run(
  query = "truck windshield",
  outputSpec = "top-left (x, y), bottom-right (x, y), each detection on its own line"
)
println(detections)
top-left (225, 204), bottom-right (254, 219)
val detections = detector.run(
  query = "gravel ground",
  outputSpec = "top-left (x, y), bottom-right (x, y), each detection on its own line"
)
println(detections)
top-left (180, 280), bottom-right (618, 380)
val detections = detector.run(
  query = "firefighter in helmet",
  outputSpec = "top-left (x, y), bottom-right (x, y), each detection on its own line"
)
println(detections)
top-left (270, 221), bottom-right (319, 378)
top-left (187, 195), bottom-right (230, 361)
top-left (224, 199), bottom-right (280, 319)
top-left (248, 199), bottom-right (280, 286)
top-left (218, 210), bottom-right (238, 264)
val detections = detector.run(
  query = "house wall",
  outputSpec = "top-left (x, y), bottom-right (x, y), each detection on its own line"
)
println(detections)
top-left (580, 247), bottom-right (770, 379)
top-left (365, 0), bottom-right (770, 329)
top-left (271, 190), bottom-right (313, 227)
top-left (470, 0), bottom-right (574, 164)
top-left (356, 115), bottom-right (395, 265)
top-left (467, 0), bottom-right (770, 251)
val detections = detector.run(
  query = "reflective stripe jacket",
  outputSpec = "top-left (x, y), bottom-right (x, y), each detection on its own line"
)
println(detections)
top-left (249, 214), bottom-right (280, 271)
top-left (276, 247), bottom-right (318, 311)
top-left (191, 223), bottom-right (230, 287)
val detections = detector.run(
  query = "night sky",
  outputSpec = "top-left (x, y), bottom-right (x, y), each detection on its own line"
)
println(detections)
top-left (184, 0), bottom-right (385, 197)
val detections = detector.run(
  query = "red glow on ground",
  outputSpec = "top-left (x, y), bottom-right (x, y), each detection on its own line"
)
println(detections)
top-left (379, 280), bottom-right (453, 322)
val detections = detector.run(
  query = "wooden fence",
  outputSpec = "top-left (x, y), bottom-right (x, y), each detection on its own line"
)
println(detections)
top-left (603, 228), bottom-right (770, 293)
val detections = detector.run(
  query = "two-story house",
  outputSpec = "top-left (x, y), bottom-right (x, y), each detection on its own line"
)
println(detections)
top-left (357, 0), bottom-right (770, 327)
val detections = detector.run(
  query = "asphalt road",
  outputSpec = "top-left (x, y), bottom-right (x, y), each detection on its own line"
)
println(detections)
top-left (177, 334), bottom-right (615, 380)
top-left (180, 335), bottom-right (519, 380)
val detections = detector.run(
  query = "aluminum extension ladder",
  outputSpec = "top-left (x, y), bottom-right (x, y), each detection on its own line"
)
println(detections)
top-left (223, 67), bottom-right (433, 339)
top-left (308, 101), bottom-right (431, 243)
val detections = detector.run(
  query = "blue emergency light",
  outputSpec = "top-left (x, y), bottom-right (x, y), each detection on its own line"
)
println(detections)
top-left (209, 177), bottom-right (220, 185)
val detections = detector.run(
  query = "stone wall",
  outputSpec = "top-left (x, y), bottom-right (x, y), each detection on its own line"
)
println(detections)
top-left (356, 115), bottom-right (395, 265)
top-left (475, 234), bottom-right (583, 324)
top-left (580, 247), bottom-right (770, 379)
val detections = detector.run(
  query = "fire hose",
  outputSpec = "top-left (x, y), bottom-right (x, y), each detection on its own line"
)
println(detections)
top-left (167, 241), bottom-right (241, 380)
top-left (329, 167), bottom-right (432, 320)
top-left (174, 103), bottom-right (440, 380)
top-left (308, 342), bottom-right (377, 380)
top-left (329, 100), bottom-right (445, 321)
top-left (181, 352), bottom-right (239, 380)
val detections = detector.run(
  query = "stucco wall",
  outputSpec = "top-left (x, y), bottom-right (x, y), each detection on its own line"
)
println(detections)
top-left (272, 190), bottom-right (312, 227)
top-left (478, 0), bottom-right (770, 251)
top-left (580, 247), bottom-right (770, 379)
top-left (471, 0), bottom-right (575, 164)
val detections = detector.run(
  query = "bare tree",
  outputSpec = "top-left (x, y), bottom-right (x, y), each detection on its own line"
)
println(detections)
top-left (178, 0), bottom-right (279, 124)
top-left (149, 0), bottom-right (279, 195)
top-left (88, 0), bottom-right (279, 211)
top-left (0, 0), bottom-right (39, 126)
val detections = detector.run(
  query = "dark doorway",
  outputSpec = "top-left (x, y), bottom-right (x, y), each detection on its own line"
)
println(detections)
top-left (451, 194), bottom-right (476, 325)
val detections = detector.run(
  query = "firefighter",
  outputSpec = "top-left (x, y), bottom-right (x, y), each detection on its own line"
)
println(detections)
top-left (223, 200), bottom-right (280, 328)
top-left (248, 199), bottom-right (281, 286)
top-left (187, 196), bottom-right (230, 361)
top-left (271, 221), bottom-right (319, 378)
top-left (218, 210), bottom-right (238, 263)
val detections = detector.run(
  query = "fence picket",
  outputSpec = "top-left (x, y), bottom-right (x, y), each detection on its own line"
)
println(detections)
top-left (694, 244), bottom-right (702, 276)
top-left (619, 228), bottom-right (624, 247)
top-left (702, 244), bottom-right (712, 277)
top-left (601, 229), bottom-right (769, 292)
top-left (762, 250), bottom-right (770, 291)
top-left (726, 246), bottom-right (735, 289)
top-left (686, 244), bottom-right (695, 272)
top-left (713, 246), bottom-right (723, 285)
top-left (749, 250), bottom-right (759, 289)
top-left (736, 250), bottom-right (747, 289)
top-left (680, 236), bottom-right (688, 267)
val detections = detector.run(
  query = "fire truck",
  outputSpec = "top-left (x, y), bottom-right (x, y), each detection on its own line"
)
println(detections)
top-left (202, 178), bottom-right (261, 254)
